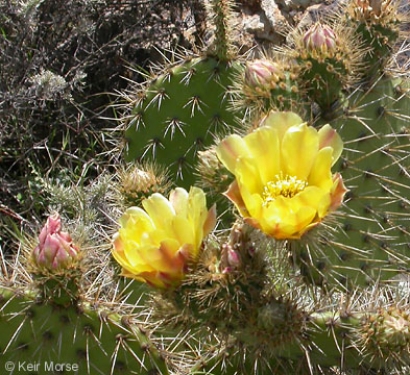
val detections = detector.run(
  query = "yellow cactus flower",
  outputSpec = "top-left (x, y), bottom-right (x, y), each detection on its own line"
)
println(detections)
top-left (112, 187), bottom-right (216, 289)
top-left (216, 111), bottom-right (347, 240)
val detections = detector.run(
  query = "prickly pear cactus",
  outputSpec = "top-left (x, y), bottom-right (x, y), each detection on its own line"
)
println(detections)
top-left (0, 214), bottom-right (169, 375)
top-left (297, 76), bottom-right (410, 288)
top-left (124, 56), bottom-right (241, 189)
top-left (344, 0), bottom-right (404, 79)
top-left (232, 57), bottom-right (300, 121)
top-left (285, 0), bottom-right (410, 289)
top-left (4, 0), bottom-right (410, 375)
top-left (289, 21), bottom-right (363, 113)
top-left (108, 1), bottom-right (410, 373)
top-left (148, 222), bottom-right (410, 374)
top-left (124, 0), bottom-right (243, 189)
top-left (0, 290), bottom-right (168, 375)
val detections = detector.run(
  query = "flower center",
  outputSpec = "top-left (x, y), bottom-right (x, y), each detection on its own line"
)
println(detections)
top-left (262, 174), bottom-right (308, 206)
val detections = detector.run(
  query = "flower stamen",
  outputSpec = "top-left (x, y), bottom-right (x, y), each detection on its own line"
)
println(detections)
top-left (263, 174), bottom-right (308, 206)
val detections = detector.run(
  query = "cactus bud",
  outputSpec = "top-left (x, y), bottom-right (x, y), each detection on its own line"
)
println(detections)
top-left (303, 23), bottom-right (337, 52)
top-left (220, 243), bottom-right (241, 273)
top-left (120, 163), bottom-right (170, 206)
top-left (244, 59), bottom-right (284, 90)
top-left (237, 56), bottom-right (299, 114)
top-left (32, 213), bottom-right (79, 271)
top-left (122, 165), bottom-right (160, 194)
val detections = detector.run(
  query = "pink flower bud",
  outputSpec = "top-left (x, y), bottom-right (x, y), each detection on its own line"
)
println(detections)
top-left (220, 243), bottom-right (241, 273)
top-left (33, 213), bottom-right (79, 271)
top-left (303, 23), bottom-right (337, 52)
top-left (244, 59), bottom-right (283, 88)
top-left (227, 248), bottom-right (241, 269)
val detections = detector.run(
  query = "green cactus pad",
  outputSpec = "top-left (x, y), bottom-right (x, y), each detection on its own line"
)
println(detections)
top-left (125, 56), bottom-right (242, 189)
top-left (185, 307), bottom-right (399, 374)
top-left (344, 0), bottom-right (402, 79)
top-left (0, 288), bottom-right (168, 375)
top-left (297, 77), bottom-right (410, 288)
top-left (298, 54), bottom-right (348, 112)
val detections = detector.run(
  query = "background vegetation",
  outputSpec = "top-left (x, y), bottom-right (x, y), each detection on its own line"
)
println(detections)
top-left (0, 0), bottom-right (208, 249)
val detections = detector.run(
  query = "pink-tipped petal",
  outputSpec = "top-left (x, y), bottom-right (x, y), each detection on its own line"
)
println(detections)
top-left (318, 124), bottom-right (343, 165)
top-left (169, 187), bottom-right (189, 217)
top-left (225, 181), bottom-right (249, 217)
top-left (330, 173), bottom-right (348, 211)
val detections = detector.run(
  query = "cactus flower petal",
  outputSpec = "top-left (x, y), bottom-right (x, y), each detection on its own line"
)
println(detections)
top-left (216, 134), bottom-right (250, 173)
top-left (281, 123), bottom-right (319, 181)
top-left (318, 124), bottom-right (343, 165)
top-left (216, 111), bottom-right (347, 240)
top-left (308, 147), bottom-right (335, 190)
top-left (243, 126), bottom-right (281, 183)
top-left (330, 173), bottom-right (347, 211)
top-left (142, 193), bottom-right (175, 229)
top-left (112, 187), bottom-right (216, 289)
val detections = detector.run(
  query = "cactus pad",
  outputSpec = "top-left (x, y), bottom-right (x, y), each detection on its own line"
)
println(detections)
top-left (296, 77), bottom-right (410, 288)
top-left (125, 56), bottom-right (242, 189)
top-left (0, 288), bottom-right (168, 375)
